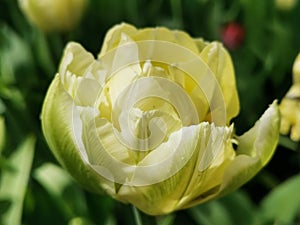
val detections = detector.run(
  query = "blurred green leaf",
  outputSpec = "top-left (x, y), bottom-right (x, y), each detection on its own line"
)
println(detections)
top-left (0, 135), bottom-right (35, 225)
top-left (189, 200), bottom-right (233, 225)
top-left (0, 24), bottom-right (33, 85)
top-left (33, 30), bottom-right (56, 76)
top-left (157, 214), bottom-right (175, 225)
top-left (0, 98), bottom-right (5, 114)
top-left (0, 199), bottom-right (11, 215)
top-left (34, 163), bottom-right (73, 197)
top-left (34, 163), bottom-right (89, 220)
top-left (68, 217), bottom-right (95, 225)
top-left (279, 135), bottom-right (299, 151)
top-left (132, 205), bottom-right (143, 225)
top-left (220, 190), bottom-right (256, 225)
top-left (259, 174), bottom-right (300, 224)
top-left (0, 86), bottom-right (25, 110)
top-left (170, 0), bottom-right (184, 28)
top-left (103, 216), bottom-right (117, 225)
top-left (189, 190), bottom-right (257, 225)
top-left (0, 116), bottom-right (5, 154)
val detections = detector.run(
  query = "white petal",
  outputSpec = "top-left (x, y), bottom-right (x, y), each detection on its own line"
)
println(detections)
top-left (177, 123), bottom-right (234, 208)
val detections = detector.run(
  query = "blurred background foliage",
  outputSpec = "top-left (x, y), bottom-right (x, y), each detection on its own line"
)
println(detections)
top-left (0, 0), bottom-right (300, 224)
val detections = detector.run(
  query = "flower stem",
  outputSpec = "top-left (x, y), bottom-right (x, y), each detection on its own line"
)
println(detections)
top-left (132, 205), bottom-right (143, 225)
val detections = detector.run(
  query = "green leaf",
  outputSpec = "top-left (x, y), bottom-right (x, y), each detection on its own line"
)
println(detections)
top-left (157, 214), bottom-right (175, 225)
top-left (34, 163), bottom-right (74, 197)
top-left (189, 200), bottom-right (233, 225)
top-left (219, 191), bottom-right (256, 225)
top-left (33, 163), bottom-right (76, 219)
top-left (259, 174), bottom-right (300, 224)
top-left (34, 163), bottom-right (89, 220)
top-left (0, 135), bottom-right (35, 225)
top-left (0, 199), bottom-right (11, 215)
top-left (189, 191), bottom-right (257, 225)
top-left (103, 216), bottom-right (117, 225)
top-left (0, 116), bottom-right (5, 155)
top-left (279, 135), bottom-right (299, 151)
top-left (33, 30), bottom-right (55, 76)
top-left (0, 24), bottom-right (33, 85)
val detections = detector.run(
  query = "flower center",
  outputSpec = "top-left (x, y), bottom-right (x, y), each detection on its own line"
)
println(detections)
top-left (114, 93), bottom-right (186, 151)
top-left (96, 62), bottom-right (200, 153)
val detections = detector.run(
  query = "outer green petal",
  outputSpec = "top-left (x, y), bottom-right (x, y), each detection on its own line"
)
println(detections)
top-left (219, 101), bottom-right (280, 195)
top-left (41, 75), bottom-right (111, 194)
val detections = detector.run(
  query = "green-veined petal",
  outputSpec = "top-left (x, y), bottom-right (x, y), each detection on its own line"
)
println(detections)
top-left (177, 123), bottom-right (235, 209)
top-left (41, 75), bottom-right (113, 195)
top-left (199, 42), bottom-right (240, 123)
top-left (219, 101), bottom-right (280, 195)
top-left (116, 125), bottom-right (201, 215)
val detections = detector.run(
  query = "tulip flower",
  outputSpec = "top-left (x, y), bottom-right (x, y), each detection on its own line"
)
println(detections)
top-left (18, 0), bottom-right (88, 32)
top-left (41, 23), bottom-right (280, 215)
top-left (280, 53), bottom-right (300, 141)
top-left (275, 0), bottom-right (297, 11)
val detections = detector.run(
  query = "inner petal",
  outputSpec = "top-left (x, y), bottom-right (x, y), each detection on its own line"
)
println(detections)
top-left (117, 98), bottom-right (182, 152)
top-left (111, 76), bottom-right (199, 151)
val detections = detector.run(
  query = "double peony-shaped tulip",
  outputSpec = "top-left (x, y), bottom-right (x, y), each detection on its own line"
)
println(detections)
top-left (41, 23), bottom-right (280, 215)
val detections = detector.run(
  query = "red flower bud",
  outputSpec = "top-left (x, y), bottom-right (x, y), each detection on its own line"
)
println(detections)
top-left (221, 23), bottom-right (245, 50)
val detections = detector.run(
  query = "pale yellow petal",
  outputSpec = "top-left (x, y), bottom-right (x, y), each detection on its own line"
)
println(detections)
top-left (59, 42), bottom-right (105, 106)
top-left (220, 101), bottom-right (280, 195)
top-left (133, 27), bottom-right (200, 54)
top-left (116, 125), bottom-right (201, 215)
top-left (293, 53), bottom-right (300, 84)
top-left (199, 42), bottom-right (240, 123)
top-left (41, 75), bottom-right (113, 194)
top-left (99, 23), bottom-right (200, 57)
top-left (99, 23), bottom-right (138, 56)
top-left (176, 123), bottom-right (235, 209)
top-left (194, 38), bottom-right (208, 52)
top-left (279, 85), bottom-right (300, 141)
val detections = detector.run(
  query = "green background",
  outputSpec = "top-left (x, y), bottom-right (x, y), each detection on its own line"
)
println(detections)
top-left (0, 0), bottom-right (300, 224)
